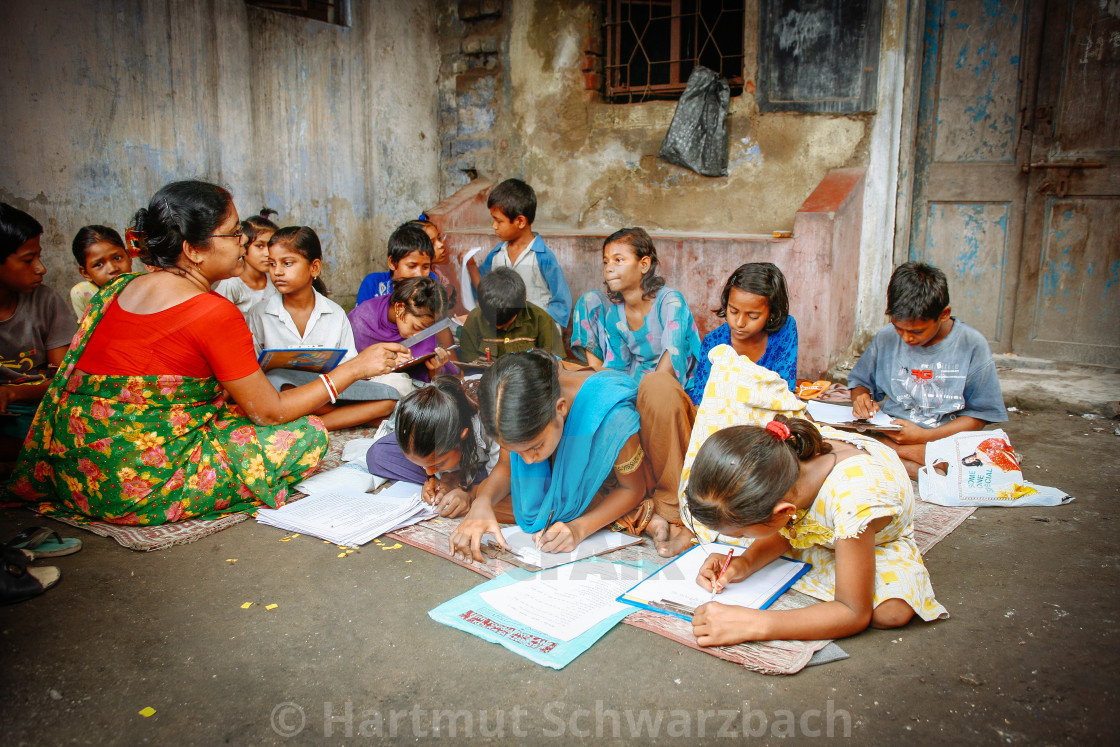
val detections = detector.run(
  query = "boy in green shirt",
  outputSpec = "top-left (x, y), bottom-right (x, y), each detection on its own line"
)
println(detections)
top-left (459, 267), bottom-right (564, 361)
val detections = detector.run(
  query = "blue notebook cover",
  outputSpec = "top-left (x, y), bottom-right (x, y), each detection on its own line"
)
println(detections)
top-left (617, 544), bottom-right (811, 621)
top-left (429, 559), bottom-right (658, 670)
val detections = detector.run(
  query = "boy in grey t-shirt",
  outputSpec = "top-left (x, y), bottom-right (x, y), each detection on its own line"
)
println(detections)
top-left (849, 262), bottom-right (1006, 478)
top-left (0, 204), bottom-right (77, 459)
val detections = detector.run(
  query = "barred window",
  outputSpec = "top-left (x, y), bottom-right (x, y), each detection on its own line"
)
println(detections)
top-left (603, 0), bottom-right (745, 103)
top-left (246, 0), bottom-right (350, 26)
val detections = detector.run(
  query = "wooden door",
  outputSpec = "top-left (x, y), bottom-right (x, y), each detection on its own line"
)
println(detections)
top-left (1012, 0), bottom-right (1120, 366)
top-left (905, 0), bottom-right (1039, 351)
top-left (907, 0), bottom-right (1119, 366)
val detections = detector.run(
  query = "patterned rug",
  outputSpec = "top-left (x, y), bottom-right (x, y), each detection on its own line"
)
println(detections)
top-left (31, 426), bottom-right (380, 552)
top-left (30, 427), bottom-right (975, 674)
top-left (384, 499), bottom-right (974, 676)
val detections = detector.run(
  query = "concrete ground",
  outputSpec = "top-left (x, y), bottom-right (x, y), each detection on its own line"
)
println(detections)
top-left (2, 385), bottom-right (1118, 744)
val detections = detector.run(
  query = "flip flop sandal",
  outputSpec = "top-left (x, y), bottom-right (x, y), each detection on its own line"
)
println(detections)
top-left (5, 527), bottom-right (83, 558)
top-left (0, 546), bottom-right (61, 604)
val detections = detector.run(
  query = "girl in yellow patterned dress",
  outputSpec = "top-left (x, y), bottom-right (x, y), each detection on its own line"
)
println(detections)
top-left (684, 413), bottom-right (947, 646)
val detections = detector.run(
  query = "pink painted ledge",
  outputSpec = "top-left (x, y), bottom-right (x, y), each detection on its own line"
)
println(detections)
top-left (428, 168), bottom-right (866, 379)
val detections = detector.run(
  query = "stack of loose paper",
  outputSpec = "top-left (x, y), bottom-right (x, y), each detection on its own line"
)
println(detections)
top-left (491, 527), bottom-right (644, 570)
top-left (256, 482), bottom-right (433, 545)
top-left (806, 400), bottom-right (902, 431)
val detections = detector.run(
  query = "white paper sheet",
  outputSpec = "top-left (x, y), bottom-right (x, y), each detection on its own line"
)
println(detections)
top-left (479, 561), bottom-right (642, 641)
top-left (806, 400), bottom-right (899, 430)
top-left (490, 527), bottom-right (644, 569)
top-left (457, 247), bottom-right (483, 311)
top-left (294, 462), bottom-right (376, 495)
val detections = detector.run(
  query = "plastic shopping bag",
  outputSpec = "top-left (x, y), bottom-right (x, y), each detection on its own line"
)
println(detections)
top-left (658, 66), bottom-right (730, 177)
top-left (917, 429), bottom-right (1072, 507)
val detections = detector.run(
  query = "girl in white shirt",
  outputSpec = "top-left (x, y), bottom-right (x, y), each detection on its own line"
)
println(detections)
top-left (214, 209), bottom-right (279, 313)
top-left (247, 226), bottom-right (405, 430)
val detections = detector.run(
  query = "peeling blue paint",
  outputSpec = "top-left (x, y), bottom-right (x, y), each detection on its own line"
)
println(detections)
top-left (965, 89), bottom-right (994, 123)
top-left (982, 0), bottom-right (1005, 20)
top-left (1105, 260), bottom-right (1120, 296)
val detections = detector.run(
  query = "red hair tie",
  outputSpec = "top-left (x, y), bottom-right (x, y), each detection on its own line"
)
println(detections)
top-left (765, 420), bottom-right (791, 441)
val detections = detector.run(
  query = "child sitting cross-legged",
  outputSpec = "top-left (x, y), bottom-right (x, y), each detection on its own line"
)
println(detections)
top-left (848, 262), bottom-right (1007, 478)
top-left (459, 267), bottom-right (564, 361)
top-left (246, 226), bottom-right (402, 430)
top-left (68, 225), bottom-right (134, 321)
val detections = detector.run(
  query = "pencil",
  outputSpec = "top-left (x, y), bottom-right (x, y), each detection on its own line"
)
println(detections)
top-left (710, 550), bottom-right (735, 600)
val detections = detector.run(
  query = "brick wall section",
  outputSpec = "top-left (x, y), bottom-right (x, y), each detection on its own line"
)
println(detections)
top-left (436, 0), bottom-right (509, 198)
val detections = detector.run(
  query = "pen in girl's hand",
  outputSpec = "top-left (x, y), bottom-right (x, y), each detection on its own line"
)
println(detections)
top-left (535, 509), bottom-right (556, 549)
top-left (710, 550), bottom-right (735, 600)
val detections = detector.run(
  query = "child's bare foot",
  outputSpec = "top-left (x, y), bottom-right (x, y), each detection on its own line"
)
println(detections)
top-left (646, 515), bottom-right (695, 557)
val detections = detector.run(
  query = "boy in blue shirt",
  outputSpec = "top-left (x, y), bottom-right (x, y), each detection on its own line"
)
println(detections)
top-left (467, 178), bottom-right (571, 330)
top-left (849, 262), bottom-right (1007, 478)
top-left (355, 223), bottom-right (435, 305)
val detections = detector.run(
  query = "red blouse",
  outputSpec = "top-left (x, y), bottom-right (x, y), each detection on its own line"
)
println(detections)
top-left (77, 293), bottom-right (259, 380)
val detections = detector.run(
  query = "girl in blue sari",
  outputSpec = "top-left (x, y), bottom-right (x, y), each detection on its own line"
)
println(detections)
top-left (448, 350), bottom-right (656, 562)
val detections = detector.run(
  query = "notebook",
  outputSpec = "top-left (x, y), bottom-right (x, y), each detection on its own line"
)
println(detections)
top-left (618, 543), bottom-right (810, 621)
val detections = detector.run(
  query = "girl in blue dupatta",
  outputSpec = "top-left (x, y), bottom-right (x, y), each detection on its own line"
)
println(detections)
top-left (448, 350), bottom-right (655, 562)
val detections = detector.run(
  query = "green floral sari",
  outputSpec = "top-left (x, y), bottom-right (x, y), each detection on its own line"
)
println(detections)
top-left (7, 274), bottom-right (327, 525)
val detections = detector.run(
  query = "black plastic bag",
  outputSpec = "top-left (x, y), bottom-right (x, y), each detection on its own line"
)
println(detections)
top-left (658, 66), bottom-right (730, 177)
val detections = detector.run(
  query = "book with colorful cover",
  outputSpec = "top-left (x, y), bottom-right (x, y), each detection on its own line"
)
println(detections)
top-left (257, 348), bottom-right (347, 373)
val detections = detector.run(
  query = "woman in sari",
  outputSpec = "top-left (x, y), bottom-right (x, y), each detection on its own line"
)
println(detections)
top-left (448, 350), bottom-right (694, 561)
top-left (8, 180), bottom-right (409, 526)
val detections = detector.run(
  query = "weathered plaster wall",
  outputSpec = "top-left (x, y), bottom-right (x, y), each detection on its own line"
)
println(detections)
top-left (436, 0), bottom-right (873, 234)
top-left (435, 0), bottom-right (911, 345)
top-left (0, 0), bottom-right (439, 299)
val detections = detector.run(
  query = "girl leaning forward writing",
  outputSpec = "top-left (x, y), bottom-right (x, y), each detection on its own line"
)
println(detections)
top-left (678, 347), bottom-right (947, 645)
top-left (449, 350), bottom-right (658, 561)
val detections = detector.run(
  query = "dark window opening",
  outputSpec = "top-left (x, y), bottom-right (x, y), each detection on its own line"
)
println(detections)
top-left (604, 0), bottom-right (745, 103)
top-left (246, 0), bottom-right (350, 27)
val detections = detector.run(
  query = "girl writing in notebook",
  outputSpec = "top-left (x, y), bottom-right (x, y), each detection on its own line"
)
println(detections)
top-left (683, 414), bottom-right (947, 646)
top-left (365, 376), bottom-right (500, 518)
top-left (448, 350), bottom-right (656, 561)
top-left (246, 226), bottom-right (400, 429)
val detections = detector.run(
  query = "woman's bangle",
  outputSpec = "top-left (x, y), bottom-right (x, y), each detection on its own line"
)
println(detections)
top-left (319, 373), bottom-right (337, 404)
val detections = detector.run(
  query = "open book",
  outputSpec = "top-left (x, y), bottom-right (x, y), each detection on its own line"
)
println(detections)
top-left (618, 543), bottom-right (810, 620)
